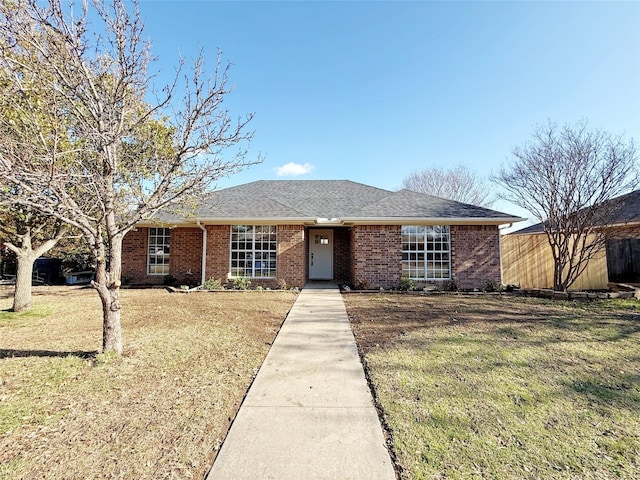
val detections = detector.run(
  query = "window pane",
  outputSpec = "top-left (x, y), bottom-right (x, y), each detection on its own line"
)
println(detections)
top-left (402, 225), bottom-right (450, 280)
top-left (230, 225), bottom-right (277, 278)
top-left (147, 227), bottom-right (171, 275)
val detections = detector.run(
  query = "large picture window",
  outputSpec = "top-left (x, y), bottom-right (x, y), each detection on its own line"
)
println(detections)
top-left (230, 225), bottom-right (277, 278)
top-left (402, 225), bottom-right (450, 280)
top-left (148, 227), bottom-right (170, 275)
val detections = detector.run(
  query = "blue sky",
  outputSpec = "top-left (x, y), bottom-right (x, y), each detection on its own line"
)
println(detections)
top-left (138, 1), bottom-right (640, 224)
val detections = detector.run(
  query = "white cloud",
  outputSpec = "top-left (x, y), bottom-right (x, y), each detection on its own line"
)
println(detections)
top-left (276, 162), bottom-right (315, 177)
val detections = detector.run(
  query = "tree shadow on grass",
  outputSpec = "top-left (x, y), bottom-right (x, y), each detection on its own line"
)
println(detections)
top-left (0, 349), bottom-right (98, 359)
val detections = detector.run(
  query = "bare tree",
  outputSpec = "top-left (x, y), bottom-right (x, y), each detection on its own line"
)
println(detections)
top-left (0, 0), bottom-right (258, 353)
top-left (493, 120), bottom-right (638, 291)
top-left (402, 165), bottom-right (494, 207)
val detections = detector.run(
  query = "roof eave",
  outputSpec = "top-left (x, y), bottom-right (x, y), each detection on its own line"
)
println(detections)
top-left (135, 216), bottom-right (527, 228)
top-left (341, 216), bottom-right (527, 226)
top-left (136, 217), bottom-right (317, 227)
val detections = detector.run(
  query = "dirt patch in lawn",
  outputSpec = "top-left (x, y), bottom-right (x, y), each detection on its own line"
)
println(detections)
top-left (345, 293), bottom-right (640, 479)
top-left (0, 285), bottom-right (297, 479)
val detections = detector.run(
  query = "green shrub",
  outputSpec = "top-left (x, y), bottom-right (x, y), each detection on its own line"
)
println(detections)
top-left (232, 277), bottom-right (251, 290)
top-left (60, 250), bottom-right (93, 276)
top-left (202, 277), bottom-right (224, 290)
top-left (394, 276), bottom-right (415, 291)
top-left (163, 275), bottom-right (177, 286)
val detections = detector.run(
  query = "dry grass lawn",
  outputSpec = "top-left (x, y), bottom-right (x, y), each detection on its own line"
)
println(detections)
top-left (345, 293), bottom-right (640, 480)
top-left (0, 285), bottom-right (297, 479)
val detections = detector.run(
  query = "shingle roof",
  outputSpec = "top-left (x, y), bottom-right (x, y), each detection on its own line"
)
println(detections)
top-left (353, 189), bottom-right (513, 219)
top-left (197, 180), bottom-right (391, 218)
top-left (156, 180), bottom-right (523, 225)
top-left (511, 189), bottom-right (640, 235)
top-left (156, 180), bottom-right (523, 224)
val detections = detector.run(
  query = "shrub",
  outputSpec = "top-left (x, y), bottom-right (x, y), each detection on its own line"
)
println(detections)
top-left (163, 275), bottom-right (177, 286)
top-left (276, 278), bottom-right (287, 290)
top-left (232, 277), bottom-right (251, 290)
top-left (484, 279), bottom-right (503, 292)
top-left (394, 277), bottom-right (415, 291)
top-left (443, 280), bottom-right (459, 292)
top-left (354, 278), bottom-right (372, 290)
top-left (202, 277), bottom-right (224, 290)
top-left (60, 250), bottom-right (93, 276)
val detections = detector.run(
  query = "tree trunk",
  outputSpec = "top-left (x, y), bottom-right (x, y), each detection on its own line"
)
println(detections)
top-left (93, 233), bottom-right (124, 354)
top-left (97, 284), bottom-right (123, 354)
top-left (5, 230), bottom-right (64, 313)
top-left (13, 254), bottom-right (35, 312)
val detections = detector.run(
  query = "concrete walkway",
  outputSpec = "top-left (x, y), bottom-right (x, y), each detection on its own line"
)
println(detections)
top-left (206, 283), bottom-right (396, 480)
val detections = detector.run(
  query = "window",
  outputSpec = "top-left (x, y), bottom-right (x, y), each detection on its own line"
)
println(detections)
top-left (148, 227), bottom-right (170, 275)
top-left (402, 225), bottom-right (450, 280)
top-left (230, 225), bottom-right (277, 278)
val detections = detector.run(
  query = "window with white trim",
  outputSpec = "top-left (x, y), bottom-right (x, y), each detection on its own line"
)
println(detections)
top-left (402, 225), bottom-right (450, 280)
top-left (230, 225), bottom-right (277, 278)
top-left (148, 227), bottom-right (171, 275)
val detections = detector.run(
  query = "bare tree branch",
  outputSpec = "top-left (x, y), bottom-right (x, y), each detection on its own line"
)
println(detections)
top-left (0, 0), bottom-right (259, 352)
top-left (402, 164), bottom-right (495, 207)
top-left (493, 120), bottom-right (638, 291)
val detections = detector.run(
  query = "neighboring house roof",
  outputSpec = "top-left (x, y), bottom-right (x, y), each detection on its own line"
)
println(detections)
top-left (151, 180), bottom-right (524, 226)
top-left (511, 189), bottom-right (640, 235)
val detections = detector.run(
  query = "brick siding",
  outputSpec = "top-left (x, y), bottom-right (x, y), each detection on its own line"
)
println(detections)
top-left (204, 225), bottom-right (230, 285)
top-left (350, 225), bottom-right (402, 289)
top-left (121, 227), bottom-right (203, 286)
top-left (121, 228), bottom-right (150, 284)
top-left (333, 228), bottom-right (351, 284)
top-left (204, 224), bottom-right (306, 289)
top-left (122, 223), bottom-right (503, 291)
top-left (169, 228), bottom-right (203, 286)
top-left (450, 224), bottom-right (501, 290)
top-left (276, 225), bottom-right (306, 288)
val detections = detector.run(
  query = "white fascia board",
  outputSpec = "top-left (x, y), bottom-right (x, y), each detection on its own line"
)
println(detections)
top-left (341, 217), bottom-right (527, 226)
top-left (136, 217), bottom-right (315, 227)
top-left (135, 216), bottom-right (527, 228)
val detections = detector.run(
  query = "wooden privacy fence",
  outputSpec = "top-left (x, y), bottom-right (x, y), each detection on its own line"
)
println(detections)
top-left (501, 233), bottom-right (609, 290)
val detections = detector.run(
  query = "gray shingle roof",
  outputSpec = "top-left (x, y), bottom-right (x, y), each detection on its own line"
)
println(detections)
top-left (511, 189), bottom-right (640, 235)
top-left (180, 180), bottom-right (522, 224)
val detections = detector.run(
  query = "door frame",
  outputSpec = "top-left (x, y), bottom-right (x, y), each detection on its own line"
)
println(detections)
top-left (308, 228), bottom-right (334, 280)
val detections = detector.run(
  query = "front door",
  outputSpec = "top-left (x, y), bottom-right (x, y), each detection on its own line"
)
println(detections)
top-left (309, 229), bottom-right (333, 280)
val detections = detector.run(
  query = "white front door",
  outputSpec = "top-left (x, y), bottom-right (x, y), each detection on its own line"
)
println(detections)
top-left (309, 229), bottom-right (333, 280)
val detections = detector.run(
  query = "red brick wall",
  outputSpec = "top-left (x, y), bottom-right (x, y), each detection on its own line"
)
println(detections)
top-left (122, 228), bottom-right (149, 284)
top-left (202, 224), bottom-right (306, 289)
top-left (204, 225), bottom-right (230, 285)
top-left (122, 223), bottom-right (503, 291)
top-left (277, 225), bottom-right (306, 288)
top-left (169, 228), bottom-right (203, 286)
top-left (350, 225), bottom-right (402, 289)
top-left (450, 225), bottom-right (501, 290)
top-left (122, 227), bottom-right (204, 286)
top-left (333, 228), bottom-right (351, 284)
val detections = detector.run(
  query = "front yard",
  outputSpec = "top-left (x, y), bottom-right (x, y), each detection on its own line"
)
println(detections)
top-left (0, 286), bottom-right (297, 479)
top-left (3, 286), bottom-right (639, 479)
top-left (344, 293), bottom-right (640, 480)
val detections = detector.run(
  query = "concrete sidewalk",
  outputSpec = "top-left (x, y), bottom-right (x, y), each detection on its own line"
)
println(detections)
top-left (206, 283), bottom-right (396, 480)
